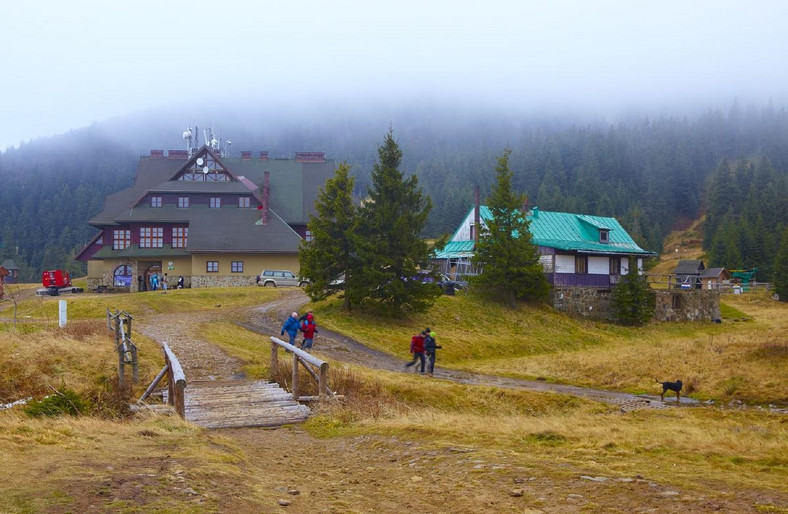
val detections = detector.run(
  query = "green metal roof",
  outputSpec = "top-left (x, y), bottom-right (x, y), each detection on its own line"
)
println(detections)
top-left (436, 206), bottom-right (654, 258)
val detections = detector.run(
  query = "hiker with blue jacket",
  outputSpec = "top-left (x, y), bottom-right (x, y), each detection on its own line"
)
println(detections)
top-left (280, 311), bottom-right (300, 347)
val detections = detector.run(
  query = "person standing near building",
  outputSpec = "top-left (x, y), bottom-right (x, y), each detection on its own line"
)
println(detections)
top-left (280, 311), bottom-right (300, 347)
top-left (151, 273), bottom-right (159, 291)
top-left (424, 328), bottom-right (442, 376)
top-left (162, 273), bottom-right (169, 291)
top-left (405, 331), bottom-right (427, 374)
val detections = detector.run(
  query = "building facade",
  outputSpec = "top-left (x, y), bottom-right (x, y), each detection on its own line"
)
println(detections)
top-left (77, 145), bottom-right (334, 291)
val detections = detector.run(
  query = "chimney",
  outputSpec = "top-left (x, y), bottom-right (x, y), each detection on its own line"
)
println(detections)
top-left (259, 151), bottom-right (269, 161)
top-left (262, 172), bottom-right (269, 225)
top-left (167, 150), bottom-right (188, 159)
top-left (150, 150), bottom-right (164, 158)
top-left (474, 185), bottom-right (480, 243)
top-left (241, 151), bottom-right (252, 160)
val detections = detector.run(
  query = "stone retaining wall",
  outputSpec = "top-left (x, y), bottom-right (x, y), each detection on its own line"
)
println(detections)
top-left (552, 287), bottom-right (614, 319)
top-left (654, 289), bottom-right (721, 321)
top-left (190, 275), bottom-right (257, 288)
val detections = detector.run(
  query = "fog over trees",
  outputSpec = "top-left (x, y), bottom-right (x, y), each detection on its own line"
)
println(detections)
top-left (1, 100), bottom-right (787, 283)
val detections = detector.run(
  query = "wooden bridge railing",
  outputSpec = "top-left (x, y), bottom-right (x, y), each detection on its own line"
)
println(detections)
top-left (137, 342), bottom-right (186, 418)
top-left (270, 336), bottom-right (333, 403)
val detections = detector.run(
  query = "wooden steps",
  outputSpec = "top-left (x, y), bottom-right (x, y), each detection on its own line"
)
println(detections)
top-left (182, 380), bottom-right (311, 429)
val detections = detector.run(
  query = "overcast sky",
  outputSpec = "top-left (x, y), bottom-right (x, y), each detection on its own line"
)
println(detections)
top-left (2, 0), bottom-right (787, 150)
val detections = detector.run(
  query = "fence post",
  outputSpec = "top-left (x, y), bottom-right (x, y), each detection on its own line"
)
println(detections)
top-left (270, 342), bottom-right (278, 382)
top-left (319, 362), bottom-right (328, 404)
top-left (115, 313), bottom-right (124, 385)
top-left (130, 343), bottom-right (138, 383)
top-left (291, 353), bottom-right (299, 401)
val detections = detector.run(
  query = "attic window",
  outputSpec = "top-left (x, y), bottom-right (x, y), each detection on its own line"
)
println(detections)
top-left (150, 196), bottom-right (162, 208)
top-left (599, 229), bottom-right (609, 243)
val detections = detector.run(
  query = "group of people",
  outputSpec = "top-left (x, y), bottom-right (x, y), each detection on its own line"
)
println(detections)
top-left (405, 328), bottom-right (441, 376)
top-left (137, 273), bottom-right (185, 292)
top-left (280, 310), bottom-right (318, 351)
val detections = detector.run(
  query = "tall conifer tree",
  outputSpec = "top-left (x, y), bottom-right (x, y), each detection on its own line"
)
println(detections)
top-left (471, 149), bottom-right (550, 306)
top-left (354, 128), bottom-right (440, 315)
top-left (299, 162), bottom-right (359, 311)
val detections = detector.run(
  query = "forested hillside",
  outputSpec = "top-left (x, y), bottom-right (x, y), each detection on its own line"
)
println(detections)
top-left (1, 101), bottom-right (787, 282)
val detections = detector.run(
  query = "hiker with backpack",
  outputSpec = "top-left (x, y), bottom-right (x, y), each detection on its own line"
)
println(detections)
top-left (280, 311), bottom-right (300, 347)
top-left (299, 310), bottom-right (318, 351)
top-left (424, 328), bottom-right (442, 376)
top-left (405, 331), bottom-right (427, 374)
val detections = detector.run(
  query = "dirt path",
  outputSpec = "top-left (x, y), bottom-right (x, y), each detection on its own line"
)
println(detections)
top-left (238, 290), bottom-right (685, 411)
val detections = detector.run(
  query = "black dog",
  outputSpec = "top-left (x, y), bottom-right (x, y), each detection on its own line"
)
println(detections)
top-left (655, 379), bottom-right (682, 401)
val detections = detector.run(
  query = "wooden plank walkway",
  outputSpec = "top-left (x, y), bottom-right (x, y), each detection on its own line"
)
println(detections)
top-left (181, 380), bottom-right (311, 429)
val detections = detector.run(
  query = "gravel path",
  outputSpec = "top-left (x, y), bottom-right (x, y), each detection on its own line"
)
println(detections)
top-left (236, 290), bottom-right (691, 411)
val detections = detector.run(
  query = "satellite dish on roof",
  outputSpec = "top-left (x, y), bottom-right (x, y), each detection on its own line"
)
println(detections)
top-left (196, 157), bottom-right (204, 166)
top-left (203, 166), bottom-right (210, 174)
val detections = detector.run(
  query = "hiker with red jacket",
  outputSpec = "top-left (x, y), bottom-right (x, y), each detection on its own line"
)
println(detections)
top-left (404, 331), bottom-right (427, 374)
top-left (299, 311), bottom-right (318, 351)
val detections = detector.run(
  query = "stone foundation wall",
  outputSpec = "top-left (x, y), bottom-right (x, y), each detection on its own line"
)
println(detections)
top-left (552, 287), bottom-right (614, 319)
top-left (190, 275), bottom-right (257, 288)
top-left (654, 290), bottom-right (721, 322)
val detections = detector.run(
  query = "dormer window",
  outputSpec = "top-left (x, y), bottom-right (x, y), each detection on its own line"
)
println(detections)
top-left (599, 229), bottom-right (609, 243)
top-left (210, 197), bottom-right (221, 208)
top-left (150, 196), bottom-right (162, 208)
top-left (178, 196), bottom-right (189, 208)
top-left (238, 197), bottom-right (251, 208)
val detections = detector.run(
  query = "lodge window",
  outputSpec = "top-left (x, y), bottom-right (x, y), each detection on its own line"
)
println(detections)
top-left (112, 229), bottom-right (130, 250)
top-left (139, 227), bottom-right (163, 248)
top-left (599, 229), bottom-right (609, 243)
top-left (305, 229), bottom-right (313, 242)
top-left (113, 265), bottom-right (132, 287)
top-left (150, 196), bottom-right (162, 208)
top-left (469, 224), bottom-right (476, 240)
top-left (172, 227), bottom-right (188, 248)
top-left (238, 197), bottom-right (250, 208)
top-left (210, 197), bottom-right (221, 208)
top-left (609, 257), bottom-right (621, 276)
top-left (206, 261), bottom-right (219, 273)
top-left (178, 196), bottom-right (189, 208)
top-left (575, 255), bottom-right (588, 274)
top-left (231, 261), bottom-right (243, 273)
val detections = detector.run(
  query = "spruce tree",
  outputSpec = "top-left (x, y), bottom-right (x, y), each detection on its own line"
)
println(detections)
top-left (611, 258), bottom-right (656, 325)
top-left (471, 148), bottom-right (551, 306)
top-left (773, 227), bottom-right (788, 302)
top-left (299, 162), bottom-right (359, 310)
top-left (354, 128), bottom-right (441, 315)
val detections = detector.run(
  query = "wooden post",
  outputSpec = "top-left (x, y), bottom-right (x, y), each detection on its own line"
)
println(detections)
top-left (126, 315), bottom-right (132, 339)
top-left (319, 362), bottom-right (328, 403)
top-left (106, 308), bottom-right (112, 331)
top-left (138, 364), bottom-right (168, 403)
top-left (130, 342), bottom-right (138, 383)
top-left (291, 351), bottom-right (299, 401)
top-left (270, 341), bottom-right (279, 382)
top-left (162, 343), bottom-right (186, 418)
top-left (115, 314), bottom-right (124, 385)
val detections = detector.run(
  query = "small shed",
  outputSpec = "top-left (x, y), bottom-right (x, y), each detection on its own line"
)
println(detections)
top-left (0, 259), bottom-right (20, 284)
top-left (699, 267), bottom-right (731, 290)
top-left (674, 259), bottom-right (705, 289)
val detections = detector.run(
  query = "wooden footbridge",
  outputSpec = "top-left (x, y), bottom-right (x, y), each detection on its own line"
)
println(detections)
top-left (136, 336), bottom-right (335, 429)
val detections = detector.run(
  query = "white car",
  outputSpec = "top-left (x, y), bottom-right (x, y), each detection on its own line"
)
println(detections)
top-left (257, 270), bottom-right (309, 287)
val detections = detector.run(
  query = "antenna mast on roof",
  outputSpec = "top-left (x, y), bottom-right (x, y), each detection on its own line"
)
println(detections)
top-left (182, 127), bottom-right (193, 156)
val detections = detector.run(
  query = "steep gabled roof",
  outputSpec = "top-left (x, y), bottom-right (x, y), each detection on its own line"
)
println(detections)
top-left (437, 206), bottom-right (654, 258)
top-left (0, 259), bottom-right (19, 270)
top-left (674, 259), bottom-right (705, 275)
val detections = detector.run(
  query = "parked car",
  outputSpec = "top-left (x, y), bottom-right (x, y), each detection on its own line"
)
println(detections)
top-left (256, 270), bottom-right (308, 287)
top-left (437, 273), bottom-right (467, 294)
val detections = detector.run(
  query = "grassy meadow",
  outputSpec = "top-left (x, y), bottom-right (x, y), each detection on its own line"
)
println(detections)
top-left (1, 284), bottom-right (786, 512)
